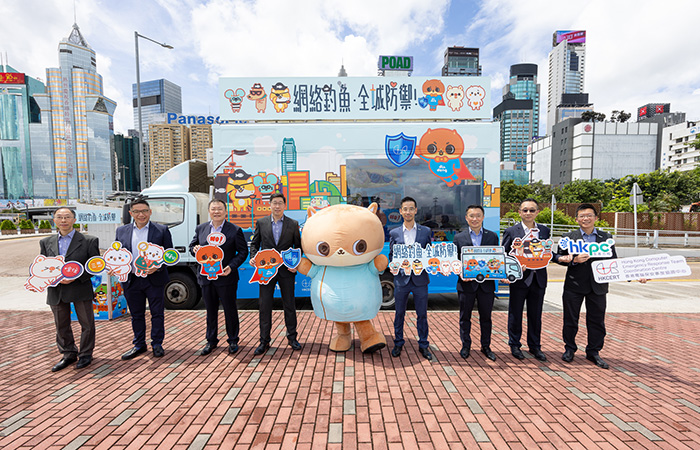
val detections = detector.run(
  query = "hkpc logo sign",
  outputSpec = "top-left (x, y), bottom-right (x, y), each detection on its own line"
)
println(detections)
top-left (557, 236), bottom-right (615, 257)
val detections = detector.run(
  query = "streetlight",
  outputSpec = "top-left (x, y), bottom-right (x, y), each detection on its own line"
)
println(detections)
top-left (134, 31), bottom-right (173, 190)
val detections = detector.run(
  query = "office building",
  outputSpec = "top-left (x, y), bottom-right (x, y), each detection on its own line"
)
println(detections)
top-left (133, 79), bottom-right (182, 186)
top-left (547, 30), bottom-right (587, 133)
top-left (46, 23), bottom-right (116, 200)
top-left (189, 124), bottom-right (212, 161)
top-left (660, 121), bottom-right (699, 172)
top-left (493, 63), bottom-right (540, 170)
top-left (442, 47), bottom-right (481, 76)
top-left (148, 123), bottom-right (189, 182)
top-left (500, 161), bottom-right (529, 186)
top-left (637, 103), bottom-right (686, 168)
top-left (528, 119), bottom-right (658, 186)
top-left (113, 133), bottom-right (140, 192)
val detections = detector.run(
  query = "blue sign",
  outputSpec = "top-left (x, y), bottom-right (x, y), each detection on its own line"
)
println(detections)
top-left (385, 133), bottom-right (417, 167)
top-left (282, 248), bottom-right (302, 269)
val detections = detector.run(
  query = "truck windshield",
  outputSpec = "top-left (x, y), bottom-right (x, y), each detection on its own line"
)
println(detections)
top-left (147, 198), bottom-right (185, 227)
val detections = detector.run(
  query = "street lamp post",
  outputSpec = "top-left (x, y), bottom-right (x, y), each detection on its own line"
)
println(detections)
top-left (134, 31), bottom-right (173, 190)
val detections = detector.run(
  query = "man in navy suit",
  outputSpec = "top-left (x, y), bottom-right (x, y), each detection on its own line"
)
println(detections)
top-left (189, 199), bottom-right (249, 356)
top-left (502, 198), bottom-right (558, 362)
top-left (389, 196), bottom-right (433, 360)
top-left (453, 205), bottom-right (499, 361)
top-left (115, 198), bottom-right (173, 360)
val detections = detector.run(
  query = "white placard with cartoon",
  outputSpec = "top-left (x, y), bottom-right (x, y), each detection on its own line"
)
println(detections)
top-left (461, 246), bottom-right (523, 283)
top-left (84, 242), bottom-right (133, 282)
top-left (592, 253), bottom-right (691, 283)
top-left (557, 236), bottom-right (615, 257)
top-left (508, 229), bottom-right (554, 270)
top-left (389, 243), bottom-right (460, 276)
top-left (25, 256), bottom-right (84, 293)
top-left (133, 242), bottom-right (181, 278)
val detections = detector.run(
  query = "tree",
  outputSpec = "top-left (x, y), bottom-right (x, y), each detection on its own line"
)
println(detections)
top-left (581, 111), bottom-right (606, 122)
top-left (558, 179), bottom-right (612, 204)
top-left (610, 110), bottom-right (632, 123)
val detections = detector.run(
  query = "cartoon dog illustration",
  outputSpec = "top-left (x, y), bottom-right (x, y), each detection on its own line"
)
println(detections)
top-left (445, 85), bottom-right (464, 111)
top-left (417, 128), bottom-right (475, 187)
top-left (103, 242), bottom-right (133, 283)
top-left (421, 79), bottom-right (445, 111)
top-left (247, 83), bottom-right (267, 113)
top-left (25, 255), bottom-right (65, 292)
top-left (227, 169), bottom-right (255, 212)
top-left (465, 85), bottom-right (486, 111)
top-left (270, 82), bottom-right (291, 113)
top-left (511, 238), bottom-right (525, 257)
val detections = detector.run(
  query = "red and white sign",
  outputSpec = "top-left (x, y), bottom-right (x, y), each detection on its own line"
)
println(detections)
top-left (0, 73), bottom-right (25, 84)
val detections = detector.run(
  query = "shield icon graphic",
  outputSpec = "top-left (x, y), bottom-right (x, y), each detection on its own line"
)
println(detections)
top-left (385, 133), bottom-right (417, 167)
top-left (281, 248), bottom-right (302, 269)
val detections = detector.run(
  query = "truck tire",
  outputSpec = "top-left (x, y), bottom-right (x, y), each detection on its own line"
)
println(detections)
top-left (508, 274), bottom-right (516, 282)
top-left (476, 274), bottom-right (485, 282)
top-left (164, 272), bottom-right (200, 310)
top-left (380, 272), bottom-right (395, 310)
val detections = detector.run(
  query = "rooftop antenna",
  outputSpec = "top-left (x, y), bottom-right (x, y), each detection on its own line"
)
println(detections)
top-left (74, 0), bottom-right (77, 24)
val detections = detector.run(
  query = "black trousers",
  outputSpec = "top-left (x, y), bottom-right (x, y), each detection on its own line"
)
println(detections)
top-left (562, 289), bottom-right (606, 355)
top-left (50, 300), bottom-right (95, 358)
top-left (259, 274), bottom-right (297, 344)
top-left (507, 282), bottom-right (545, 350)
top-left (458, 288), bottom-right (494, 350)
top-left (202, 282), bottom-right (240, 346)
top-left (124, 277), bottom-right (165, 348)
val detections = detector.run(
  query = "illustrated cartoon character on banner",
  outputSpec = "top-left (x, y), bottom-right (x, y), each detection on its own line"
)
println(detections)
top-left (25, 255), bottom-right (84, 293)
top-left (247, 83), bottom-right (267, 113)
top-left (249, 249), bottom-right (283, 284)
top-left (296, 203), bottom-right (388, 353)
top-left (508, 229), bottom-right (554, 270)
top-left (196, 232), bottom-right (226, 280)
top-left (270, 82), bottom-right (291, 113)
top-left (87, 242), bottom-right (134, 282)
top-left (465, 85), bottom-right (486, 110)
top-left (224, 88), bottom-right (246, 113)
top-left (417, 128), bottom-right (476, 187)
top-left (418, 79), bottom-right (445, 111)
top-left (389, 242), bottom-right (459, 277)
top-left (445, 85), bottom-right (465, 111)
top-left (461, 246), bottom-right (523, 283)
top-left (133, 242), bottom-right (180, 278)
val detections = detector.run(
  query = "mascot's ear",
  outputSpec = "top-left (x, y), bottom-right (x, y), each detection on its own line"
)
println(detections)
top-left (307, 206), bottom-right (317, 218)
top-left (367, 202), bottom-right (378, 214)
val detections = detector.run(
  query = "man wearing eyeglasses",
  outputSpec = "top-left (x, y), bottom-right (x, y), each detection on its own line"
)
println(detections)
top-left (502, 199), bottom-right (557, 362)
top-left (115, 199), bottom-right (173, 360)
top-left (389, 196), bottom-right (434, 360)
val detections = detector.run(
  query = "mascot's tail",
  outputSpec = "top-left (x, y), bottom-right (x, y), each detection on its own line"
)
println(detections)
top-left (455, 158), bottom-right (476, 181)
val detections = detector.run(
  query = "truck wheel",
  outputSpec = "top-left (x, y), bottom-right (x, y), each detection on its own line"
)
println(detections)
top-left (164, 272), bottom-right (199, 310)
top-left (380, 274), bottom-right (395, 310)
top-left (476, 274), bottom-right (485, 282)
top-left (508, 275), bottom-right (516, 282)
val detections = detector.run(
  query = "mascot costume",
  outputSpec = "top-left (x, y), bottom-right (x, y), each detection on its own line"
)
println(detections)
top-left (296, 203), bottom-right (389, 353)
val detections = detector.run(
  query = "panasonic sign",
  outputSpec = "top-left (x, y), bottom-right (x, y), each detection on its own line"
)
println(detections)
top-left (166, 113), bottom-right (243, 125)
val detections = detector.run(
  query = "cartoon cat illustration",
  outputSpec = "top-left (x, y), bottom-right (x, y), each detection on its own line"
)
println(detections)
top-left (465, 85), bottom-right (486, 110)
top-left (296, 203), bottom-right (388, 353)
top-left (445, 85), bottom-right (464, 111)
top-left (103, 242), bottom-right (132, 282)
top-left (25, 255), bottom-right (65, 292)
top-left (417, 128), bottom-right (476, 187)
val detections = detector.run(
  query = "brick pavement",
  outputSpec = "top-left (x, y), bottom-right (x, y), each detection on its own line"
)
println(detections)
top-left (0, 310), bottom-right (699, 449)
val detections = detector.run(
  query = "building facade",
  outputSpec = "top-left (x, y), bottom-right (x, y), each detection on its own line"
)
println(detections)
top-left (547, 31), bottom-right (587, 134)
top-left (113, 133), bottom-right (140, 192)
top-left (493, 63), bottom-right (540, 170)
top-left (148, 123), bottom-right (190, 182)
top-left (46, 24), bottom-right (116, 200)
top-left (189, 124), bottom-right (212, 161)
top-left (442, 47), bottom-right (481, 76)
top-left (660, 121), bottom-right (700, 172)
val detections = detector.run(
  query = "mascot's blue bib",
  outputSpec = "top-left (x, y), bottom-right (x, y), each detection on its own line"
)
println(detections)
top-left (307, 262), bottom-right (381, 322)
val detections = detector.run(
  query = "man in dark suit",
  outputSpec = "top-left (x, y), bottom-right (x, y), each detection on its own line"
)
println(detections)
top-left (389, 196), bottom-right (433, 360)
top-left (249, 192), bottom-right (302, 355)
top-left (502, 198), bottom-right (558, 362)
top-left (115, 198), bottom-right (173, 360)
top-left (556, 203), bottom-right (619, 369)
top-left (38, 207), bottom-right (100, 372)
top-left (453, 205), bottom-right (499, 361)
top-left (189, 199), bottom-right (248, 356)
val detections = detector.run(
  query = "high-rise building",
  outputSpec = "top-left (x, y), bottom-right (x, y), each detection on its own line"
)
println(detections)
top-left (281, 138), bottom-right (297, 176)
top-left (113, 133), bottom-right (140, 192)
top-left (189, 124), bottom-right (212, 161)
top-left (442, 47), bottom-right (481, 77)
top-left (46, 23), bottom-right (116, 200)
top-left (148, 123), bottom-right (189, 182)
top-left (660, 121), bottom-right (699, 172)
top-left (493, 63), bottom-right (540, 170)
top-left (133, 79), bottom-right (182, 186)
top-left (637, 103), bottom-right (686, 169)
top-left (547, 30), bottom-right (587, 134)
top-left (0, 68), bottom-right (57, 198)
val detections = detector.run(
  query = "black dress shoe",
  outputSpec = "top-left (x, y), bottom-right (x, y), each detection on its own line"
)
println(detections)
top-left (419, 347), bottom-right (433, 361)
top-left (121, 347), bottom-right (147, 360)
top-left (530, 349), bottom-right (547, 362)
top-left (75, 356), bottom-right (92, 369)
top-left (289, 340), bottom-right (302, 351)
top-left (586, 354), bottom-right (609, 369)
top-left (511, 347), bottom-right (525, 360)
top-left (228, 344), bottom-right (239, 354)
top-left (460, 347), bottom-right (470, 359)
top-left (481, 347), bottom-right (496, 361)
top-left (254, 343), bottom-right (270, 355)
top-left (200, 343), bottom-right (217, 356)
top-left (51, 356), bottom-right (77, 372)
top-left (152, 346), bottom-right (165, 357)
top-left (391, 346), bottom-right (402, 357)
top-left (562, 349), bottom-right (574, 362)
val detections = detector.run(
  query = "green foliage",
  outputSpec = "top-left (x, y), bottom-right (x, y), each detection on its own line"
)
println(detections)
top-left (648, 192), bottom-right (681, 212)
top-left (38, 220), bottom-right (51, 229)
top-left (536, 208), bottom-right (577, 225)
top-left (690, 137), bottom-right (700, 150)
top-left (558, 179), bottom-right (612, 204)
top-left (581, 111), bottom-right (606, 122)
top-left (610, 110), bottom-right (632, 123)
top-left (0, 219), bottom-right (15, 230)
top-left (500, 180), bottom-right (555, 204)
top-left (73, 223), bottom-right (80, 229)
top-left (601, 196), bottom-right (649, 213)
top-left (503, 211), bottom-right (520, 221)
top-left (18, 219), bottom-right (34, 230)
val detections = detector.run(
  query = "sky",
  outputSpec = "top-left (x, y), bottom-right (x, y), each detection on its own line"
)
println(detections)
top-left (1, 0), bottom-right (698, 135)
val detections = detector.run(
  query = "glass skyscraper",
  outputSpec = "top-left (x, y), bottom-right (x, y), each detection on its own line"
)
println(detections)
top-left (547, 31), bottom-right (586, 134)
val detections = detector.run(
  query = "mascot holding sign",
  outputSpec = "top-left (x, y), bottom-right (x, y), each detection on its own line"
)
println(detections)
top-left (296, 203), bottom-right (389, 353)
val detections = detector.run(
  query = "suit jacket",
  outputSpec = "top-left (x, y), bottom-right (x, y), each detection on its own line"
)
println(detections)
top-left (555, 228), bottom-right (618, 295)
top-left (40, 232), bottom-right (100, 305)
top-left (115, 221), bottom-right (173, 289)
top-left (389, 224), bottom-right (432, 287)
top-left (188, 221), bottom-right (249, 286)
top-left (453, 227), bottom-right (499, 294)
top-left (502, 222), bottom-right (556, 289)
top-left (250, 215), bottom-right (301, 279)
